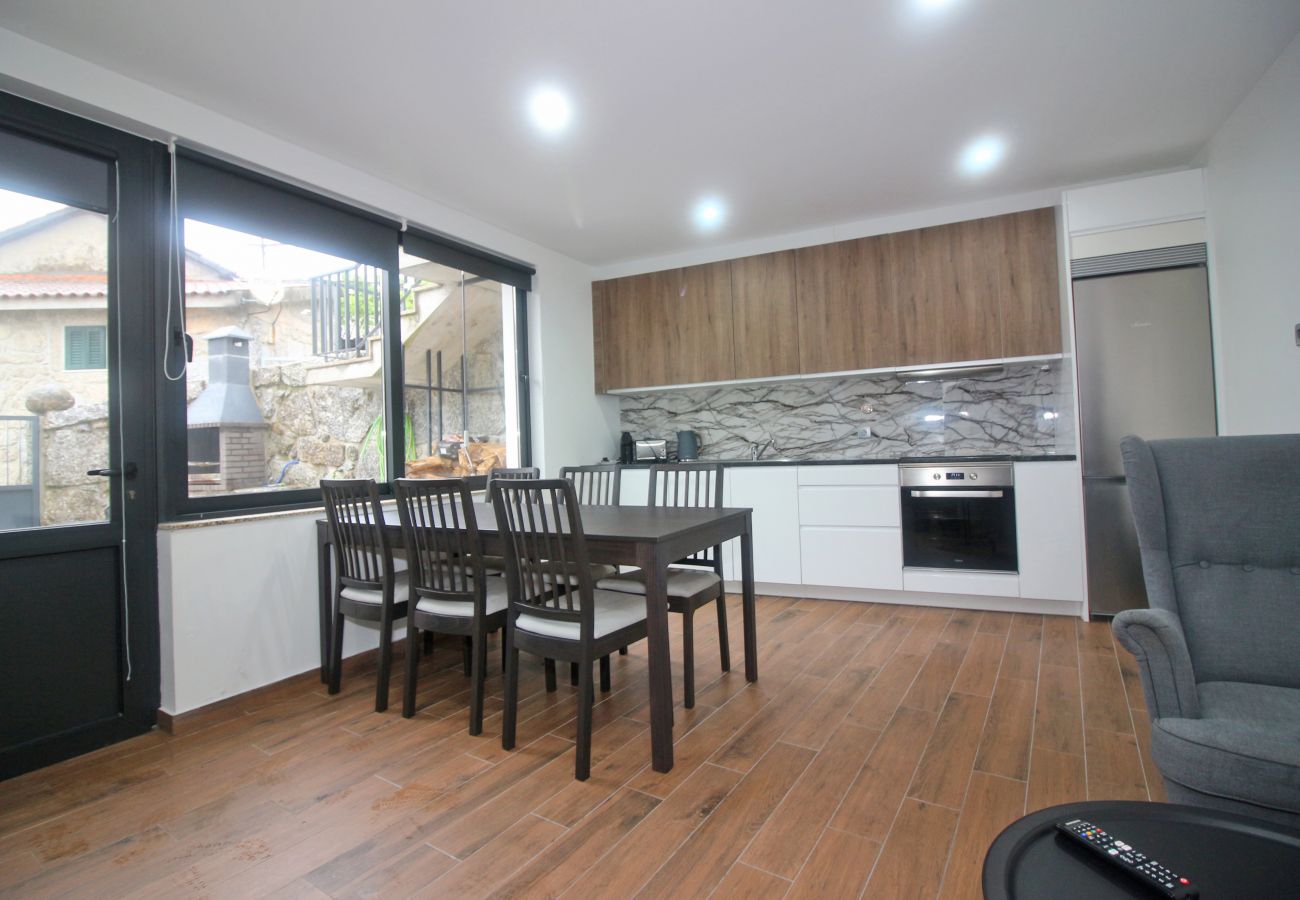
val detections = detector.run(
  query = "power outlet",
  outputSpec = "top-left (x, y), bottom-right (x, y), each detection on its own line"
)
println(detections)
top-left (857, 426), bottom-right (872, 439)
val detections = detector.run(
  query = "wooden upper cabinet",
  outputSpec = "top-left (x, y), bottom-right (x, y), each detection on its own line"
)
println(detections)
top-left (996, 207), bottom-right (1062, 357)
top-left (795, 236), bottom-right (897, 374)
top-left (593, 262), bottom-right (735, 390)
top-left (669, 261), bottom-right (736, 385)
top-left (892, 209), bottom-right (1060, 365)
top-left (591, 279), bottom-right (609, 393)
top-left (731, 251), bottom-right (800, 379)
top-left (592, 207), bottom-right (1060, 392)
top-left (897, 218), bottom-right (1004, 365)
top-left (598, 270), bottom-right (673, 390)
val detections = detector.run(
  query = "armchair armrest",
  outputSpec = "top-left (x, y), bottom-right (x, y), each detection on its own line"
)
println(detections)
top-left (1112, 607), bottom-right (1200, 721)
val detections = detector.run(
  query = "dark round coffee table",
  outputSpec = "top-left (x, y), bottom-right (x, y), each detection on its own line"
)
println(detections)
top-left (983, 801), bottom-right (1300, 899)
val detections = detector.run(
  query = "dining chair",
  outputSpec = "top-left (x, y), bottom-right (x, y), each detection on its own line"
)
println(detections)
top-left (321, 478), bottom-right (408, 713)
top-left (394, 478), bottom-right (509, 734)
top-left (557, 463), bottom-right (624, 683)
top-left (480, 467), bottom-right (540, 575)
top-left (492, 479), bottom-right (649, 780)
top-left (597, 463), bottom-right (729, 708)
top-left (559, 463), bottom-right (621, 505)
top-left (484, 466), bottom-right (540, 495)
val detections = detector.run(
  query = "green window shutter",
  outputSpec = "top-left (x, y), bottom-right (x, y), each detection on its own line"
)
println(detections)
top-left (65, 325), bottom-right (107, 370)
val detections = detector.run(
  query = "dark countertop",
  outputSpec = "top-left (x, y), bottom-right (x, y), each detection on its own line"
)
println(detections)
top-left (611, 453), bottom-right (1076, 469)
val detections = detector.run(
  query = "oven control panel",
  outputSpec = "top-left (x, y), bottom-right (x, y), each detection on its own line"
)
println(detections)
top-left (901, 462), bottom-right (1014, 488)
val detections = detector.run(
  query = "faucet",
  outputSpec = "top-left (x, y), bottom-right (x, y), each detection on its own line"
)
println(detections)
top-left (749, 438), bottom-right (776, 461)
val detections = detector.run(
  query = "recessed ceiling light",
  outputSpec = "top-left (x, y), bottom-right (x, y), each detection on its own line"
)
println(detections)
top-left (916, 0), bottom-right (960, 12)
top-left (692, 197), bottom-right (726, 231)
top-left (527, 86), bottom-right (572, 136)
top-left (959, 135), bottom-right (1006, 176)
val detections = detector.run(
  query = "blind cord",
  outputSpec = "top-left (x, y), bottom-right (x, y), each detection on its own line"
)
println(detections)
top-left (162, 138), bottom-right (186, 382)
top-left (112, 160), bottom-right (132, 683)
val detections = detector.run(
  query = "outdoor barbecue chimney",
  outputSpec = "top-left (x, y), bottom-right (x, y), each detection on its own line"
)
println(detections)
top-left (187, 327), bottom-right (267, 493)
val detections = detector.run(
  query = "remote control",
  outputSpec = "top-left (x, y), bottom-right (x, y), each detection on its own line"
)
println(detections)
top-left (1054, 818), bottom-right (1198, 899)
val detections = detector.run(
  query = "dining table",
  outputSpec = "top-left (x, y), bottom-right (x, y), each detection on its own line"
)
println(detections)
top-left (316, 501), bottom-right (758, 773)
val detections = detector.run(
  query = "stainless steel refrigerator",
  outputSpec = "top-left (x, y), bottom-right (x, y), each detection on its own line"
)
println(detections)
top-left (1073, 264), bottom-right (1217, 616)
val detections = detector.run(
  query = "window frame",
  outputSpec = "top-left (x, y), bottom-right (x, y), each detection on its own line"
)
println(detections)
top-left (159, 156), bottom-right (534, 521)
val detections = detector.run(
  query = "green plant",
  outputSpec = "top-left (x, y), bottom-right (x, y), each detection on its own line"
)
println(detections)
top-left (361, 412), bottom-right (417, 480)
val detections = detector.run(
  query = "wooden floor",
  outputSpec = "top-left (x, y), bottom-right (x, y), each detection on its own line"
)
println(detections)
top-left (0, 596), bottom-right (1162, 899)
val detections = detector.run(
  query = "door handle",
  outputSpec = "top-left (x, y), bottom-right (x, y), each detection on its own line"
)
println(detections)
top-left (87, 463), bottom-right (138, 479)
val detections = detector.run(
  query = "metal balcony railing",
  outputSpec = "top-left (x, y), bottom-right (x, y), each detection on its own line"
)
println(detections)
top-left (310, 265), bottom-right (419, 360)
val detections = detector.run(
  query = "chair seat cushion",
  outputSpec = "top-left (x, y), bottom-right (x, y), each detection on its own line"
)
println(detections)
top-left (340, 571), bottom-right (409, 605)
top-left (415, 577), bottom-right (509, 618)
top-left (541, 563), bottom-right (619, 585)
top-left (1151, 681), bottom-right (1300, 814)
top-left (515, 590), bottom-right (648, 640)
top-left (597, 567), bottom-right (721, 599)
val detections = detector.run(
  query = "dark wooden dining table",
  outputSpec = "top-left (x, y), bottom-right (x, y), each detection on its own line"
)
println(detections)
top-left (316, 502), bottom-right (758, 773)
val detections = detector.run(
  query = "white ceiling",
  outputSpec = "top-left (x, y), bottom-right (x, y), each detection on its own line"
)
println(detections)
top-left (2, 1), bottom-right (1298, 266)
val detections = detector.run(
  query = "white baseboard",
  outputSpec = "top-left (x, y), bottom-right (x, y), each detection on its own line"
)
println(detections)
top-left (725, 581), bottom-right (1084, 618)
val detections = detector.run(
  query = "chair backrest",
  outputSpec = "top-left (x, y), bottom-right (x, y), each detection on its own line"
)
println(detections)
top-left (649, 463), bottom-right (725, 568)
top-left (485, 466), bottom-right (540, 497)
top-left (393, 478), bottom-right (484, 612)
top-left (560, 463), bottom-right (621, 506)
top-left (321, 478), bottom-right (391, 590)
top-left (1122, 433), bottom-right (1300, 689)
top-left (490, 479), bottom-right (594, 638)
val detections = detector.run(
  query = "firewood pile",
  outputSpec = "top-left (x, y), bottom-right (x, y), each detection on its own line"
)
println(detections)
top-left (405, 440), bottom-right (507, 478)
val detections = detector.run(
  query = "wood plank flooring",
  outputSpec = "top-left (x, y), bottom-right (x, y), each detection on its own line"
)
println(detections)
top-left (0, 596), bottom-right (1162, 899)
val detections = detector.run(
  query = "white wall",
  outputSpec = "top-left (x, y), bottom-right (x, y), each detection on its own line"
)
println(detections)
top-left (157, 514), bottom-right (382, 714)
top-left (1202, 32), bottom-right (1300, 436)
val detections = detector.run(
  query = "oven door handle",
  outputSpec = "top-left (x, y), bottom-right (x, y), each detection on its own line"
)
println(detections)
top-left (908, 489), bottom-right (1005, 499)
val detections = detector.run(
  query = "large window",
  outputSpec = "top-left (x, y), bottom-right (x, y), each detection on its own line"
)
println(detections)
top-left (399, 253), bottom-right (522, 479)
top-left (163, 151), bottom-right (533, 516)
top-left (180, 218), bottom-right (388, 497)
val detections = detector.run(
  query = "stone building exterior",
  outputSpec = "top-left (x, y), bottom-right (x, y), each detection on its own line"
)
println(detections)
top-left (0, 208), bottom-right (513, 525)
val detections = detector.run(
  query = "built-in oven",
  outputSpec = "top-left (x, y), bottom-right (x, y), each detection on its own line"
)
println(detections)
top-left (900, 462), bottom-right (1018, 573)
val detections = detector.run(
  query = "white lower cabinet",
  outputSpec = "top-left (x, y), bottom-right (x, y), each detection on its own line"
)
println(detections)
top-left (702, 459), bottom-right (1083, 613)
top-left (1014, 461), bottom-right (1086, 603)
top-left (800, 525), bottom-right (903, 590)
top-left (619, 468), bottom-right (649, 506)
top-left (797, 465), bottom-right (903, 590)
top-left (726, 466), bottom-right (801, 584)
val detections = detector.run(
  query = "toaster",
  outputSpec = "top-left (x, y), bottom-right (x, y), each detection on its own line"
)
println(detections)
top-left (634, 439), bottom-right (668, 461)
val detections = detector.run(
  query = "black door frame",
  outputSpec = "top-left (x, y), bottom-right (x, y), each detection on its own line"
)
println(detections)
top-left (0, 92), bottom-right (162, 779)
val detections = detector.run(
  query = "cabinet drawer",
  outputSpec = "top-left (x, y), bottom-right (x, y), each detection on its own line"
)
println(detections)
top-left (799, 486), bottom-right (900, 527)
top-left (798, 465), bottom-right (899, 486)
top-left (800, 526), bottom-right (902, 590)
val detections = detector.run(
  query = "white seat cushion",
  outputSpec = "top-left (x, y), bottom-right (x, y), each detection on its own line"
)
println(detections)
top-left (541, 563), bottom-right (619, 585)
top-left (340, 570), bottom-right (409, 605)
top-left (597, 567), bottom-right (721, 598)
top-left (415, 577), bottom-right (509, 617)
top-left (515, 589), bottom-right (648, 640)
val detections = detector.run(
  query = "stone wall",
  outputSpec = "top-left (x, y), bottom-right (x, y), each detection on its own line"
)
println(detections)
top-left (39, 402), bottom-right (111, 525)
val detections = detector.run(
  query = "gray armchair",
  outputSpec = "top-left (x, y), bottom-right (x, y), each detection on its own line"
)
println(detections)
top-left (1113, 434), bottom-right (1300, 828)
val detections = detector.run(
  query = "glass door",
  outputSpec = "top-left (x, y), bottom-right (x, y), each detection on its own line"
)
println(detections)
top-left (0, 108), bottom-right (159, 780)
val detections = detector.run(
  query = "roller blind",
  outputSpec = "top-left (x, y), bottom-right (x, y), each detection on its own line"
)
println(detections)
top-left (402, 229), bottom-right (534, 291)
top-left (176, 150), bottom-right (399, 269)
top-left (0, 126), bottom-right (110, 213)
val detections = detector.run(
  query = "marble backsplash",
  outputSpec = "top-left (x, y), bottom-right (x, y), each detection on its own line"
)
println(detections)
top-left (619, 362), bottom-right (1075, 460)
